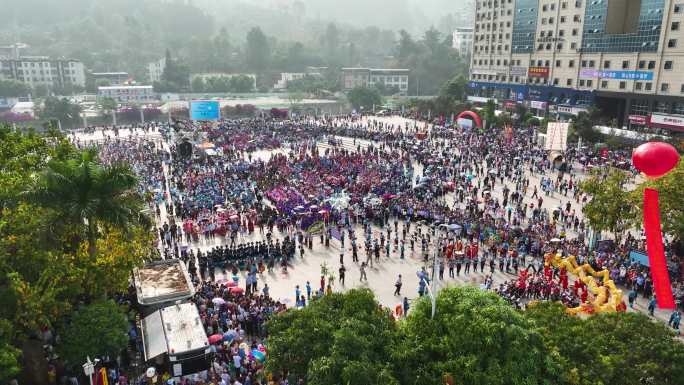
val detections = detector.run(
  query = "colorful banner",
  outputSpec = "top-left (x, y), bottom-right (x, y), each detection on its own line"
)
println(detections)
top-left (579, 69), bottom-right (654, 81)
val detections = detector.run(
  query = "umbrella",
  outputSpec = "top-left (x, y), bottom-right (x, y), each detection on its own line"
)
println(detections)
top-left (448, 224), bottom-right (461, 231)
top-left (229, 287), bottom-right (244, 295)
top-left (550, 238), bottom-right (562, 243)
top-left (318, 209), bottom-right (328, 215)
top-left (309, 205), bottom-right (319, 210)
top-left (208, 334), bottom-right (224, 344)
top-left (146, 368), bottom-right (156, 378)
top-left (489, 170), bottom-right (497, 174)
top-left (294, 205), bottom-right (305, 211)
top-left (212, 297), bottom-right (226, 305)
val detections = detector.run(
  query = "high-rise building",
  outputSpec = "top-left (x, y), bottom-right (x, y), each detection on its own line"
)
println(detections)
top-left (0, 57), bottom-right (85, 90)
top-left (469, 0), bottom-right (684, 132)
top-left (452, 27), bottom-right (474, 57)
top-left (147, 57), bottom-right (166, 83)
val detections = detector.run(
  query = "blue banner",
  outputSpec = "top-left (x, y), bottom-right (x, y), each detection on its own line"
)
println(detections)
top-left (579, 69), bottom-right (654, 81)
top-left (190, 100), bottom-right (220, 121)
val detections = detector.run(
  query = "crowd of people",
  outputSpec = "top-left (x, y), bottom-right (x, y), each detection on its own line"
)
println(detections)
top-left (62, 112), bottom-right (684, 385)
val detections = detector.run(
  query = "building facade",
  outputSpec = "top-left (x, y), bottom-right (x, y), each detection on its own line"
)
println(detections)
top-left (91, 72), bottom-right (130, 86)
top-left (0, 57), bottom-right (85, 90)
top-left (452, 27), bottom-right (474, 57)
top-left (341, 68), bottom-right (410, 95)
top-left (97, 85), bottom-right (155, 104)
top-left (469, 0), bottom-right (684, 132)
top-left (147, 57), bottom-right (166, 83)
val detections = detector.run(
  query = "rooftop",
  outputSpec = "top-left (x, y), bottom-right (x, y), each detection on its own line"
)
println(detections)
top-left (141, 303), bottom-right (209, 360)
top-left (133, 259), bottom-right (195, 305)
top-left (98, 85), bottom-right (154, 90)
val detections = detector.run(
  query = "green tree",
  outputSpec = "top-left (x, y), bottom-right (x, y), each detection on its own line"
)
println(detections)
top-left (98, 96), bottom-right (118, 124)
top-left (266, 289), bottom-right (399, 385)
top-left (0, 320), bottom-right (21, 383)
top-left (0, 79), bottom-right (30, 97)
top-left (229, 75), bottom-right (255, 93)
top-left (482, 99), bottom-right (497, 129)
top-left (160, 49), bottom-right (190, 92)
top-left (24, 148), bottom-right (143, 260)
top-left (58, 300), bottom-right (129, 368)
top-left (580, 168), bottom-right (638, 240)
top-left (525, 302), bottom-right (684, 385)
top-left (245, 27), bottom-right (271, 73)
top-left (347, 87), bottom-right (382, 111)
top-left (393, 286), bottom-right (561, 385)
top-left (38, 97), bottom-right (82, 129)
top-left (191, 76), bottom-right (206, 93)
top-left (573, 109), bottom-right (605, 143)
top-left (439, 75), bottom-right (466, 101)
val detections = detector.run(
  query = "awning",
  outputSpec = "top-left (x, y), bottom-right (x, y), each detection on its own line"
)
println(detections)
top-left (141, 310), bottom-right (167, 361)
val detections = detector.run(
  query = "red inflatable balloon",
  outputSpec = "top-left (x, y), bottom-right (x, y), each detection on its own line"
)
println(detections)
top-left (632, 142), bottom-right (680, 178)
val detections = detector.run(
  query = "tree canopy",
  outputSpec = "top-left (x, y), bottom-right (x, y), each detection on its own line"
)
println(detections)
top-left (580, 168), bottom-right (638, 240)
top-left (347, 87), bottom-right (383, 111)
top-left (266, 289), bottom-right (399, 385)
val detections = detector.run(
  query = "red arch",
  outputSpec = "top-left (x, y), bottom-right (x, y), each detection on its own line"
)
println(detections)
top-left (456, 110), bottom-right (482, 129)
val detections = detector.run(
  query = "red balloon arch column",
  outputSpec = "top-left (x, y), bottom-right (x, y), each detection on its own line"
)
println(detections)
top-left (632, 142), bottom-right (680, 309)
top-left (455, 110), bottom-right (482, 129)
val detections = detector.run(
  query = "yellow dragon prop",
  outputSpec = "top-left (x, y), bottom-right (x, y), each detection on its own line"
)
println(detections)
top-left (545, 253), bottom-right (625, 315)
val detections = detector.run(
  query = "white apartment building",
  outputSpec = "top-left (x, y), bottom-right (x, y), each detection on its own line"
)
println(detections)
top-left (452, 27), bottom-right (474, 57)
top-left (0, 57), bottom-right (85, 89)
top-left (341, 68), bottom-right (410, 95)
top-left (147, 57), bottom-right (166, 83)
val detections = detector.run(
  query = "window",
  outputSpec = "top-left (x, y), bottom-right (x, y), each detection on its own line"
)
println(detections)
top-left (669, 39), bottom-right (678, 48)
top-left (574, 15), bottom-right (581, 22)
top-left (589, 60), bottom-right (595, 67)
top-left (587, 80), bottom-right (593, 87)
top-left (673, 22), bottom-right (681, 31)
top-left (581, 60), bottom-right (587, 67)
top-left (572, 28), bottom-right (578, 36)
top-left (636, 82), bottom-right (642, 90)
top-left (676, 3), bottom-right (684, 13)
top-left (603, 60), bottom-right (611, 69)
top-left (619, 81), bottom-right (626, 89)
top-left (543, 4), bottom-right (547, 11)
top-left (579, 79), bottom-right (585, 86)
top-left (559, 30), bottom-right (565, 37)
top-left (567, 79), bottom-right (573, 86)
top-left (661, 83), bottom-right (670, 92)
top-left (665, 61), bottom-right (673, 70)
top-left (648, 61), bottom-right (656, 69)
top-left (622, 61), bottom-right (629, 69)
top-left (560, 16), bottom-right (566, 23)
top-left (553, 78), bottom-right (559, 85)
top-left (646, 83), bottom-right (652, 91)
top-left (601, 80), bottom-right (608, 88)
top-left (571, 42), bottom-right (577, 49)
top-left (569, 60), bottom-right (575, 67)
top-left (681, 84), bottom-right (684, 93)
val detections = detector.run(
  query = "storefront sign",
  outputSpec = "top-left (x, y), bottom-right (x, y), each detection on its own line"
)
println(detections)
top-left (628, 115), bottom-right (648, 125)
top-left (579, 69), bottom-right (654, 81)
top-left (467, 96), bottom-right (496, 103)
top-left (504, 101), bottom-right (517, 109)
top-left (528, 67), bottom-right (550, 78)
top-left (650, 113), bottom-right (684, 130)
top-left (510, 67), bottom-right (527, 76)
top-left (530, 101), bottom-right (547, 110)
top-left (557, 105), bottom-right (587, 116)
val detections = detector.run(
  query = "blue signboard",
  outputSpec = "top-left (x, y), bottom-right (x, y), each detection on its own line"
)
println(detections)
top-left (579, 69), bottom-right (654, 81)
top-left (629, 250), bottom-right (650, 267)
top-left (190, 100), bottom-right (220, 121)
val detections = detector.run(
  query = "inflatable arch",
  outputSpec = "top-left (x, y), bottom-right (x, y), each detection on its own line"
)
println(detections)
top-left (456, 110), bottom-right (482, 129)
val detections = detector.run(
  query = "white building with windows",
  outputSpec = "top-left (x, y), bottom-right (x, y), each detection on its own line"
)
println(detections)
top-left (147, 57), bottom-right (166, 83)
top-left (0, 57), bottom-right (85, 89)
top-left (341, 68), bottom-right (410, 95)
top-left (452, 27), bottom-right (474, 57)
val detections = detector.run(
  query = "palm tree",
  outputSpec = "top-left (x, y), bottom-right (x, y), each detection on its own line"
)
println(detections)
top-left (25, 148), bottom-right (143, 258)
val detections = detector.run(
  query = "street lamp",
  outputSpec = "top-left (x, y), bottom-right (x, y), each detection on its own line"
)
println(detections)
top-left (82, 356), bottom-right (95, 385)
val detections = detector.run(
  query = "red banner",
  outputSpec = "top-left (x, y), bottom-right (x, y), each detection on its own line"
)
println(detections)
top-left (528, 67), bottom-right (550, 78)
top-left (643, 188), bottom-right (676, 309)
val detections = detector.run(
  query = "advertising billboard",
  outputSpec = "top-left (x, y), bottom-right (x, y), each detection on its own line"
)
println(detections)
top-left (527, 67), bottom-right (550, 78)
top-left (579, 69), bottom-right (653, 81)
top-left (190, 100), bottom-right (220, 121)
top-left (545, 122), bottom-right (569, 151)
